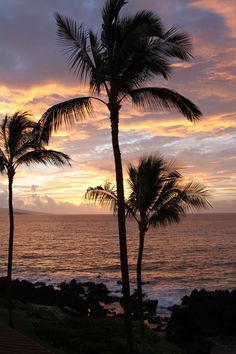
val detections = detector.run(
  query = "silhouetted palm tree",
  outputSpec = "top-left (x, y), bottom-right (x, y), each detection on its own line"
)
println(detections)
top-left (39, 1), bottom-right (202, 350)
top-left (0, 112), bottom-right (71, 326)
top-left (85, 155), bottom-right (210, 352)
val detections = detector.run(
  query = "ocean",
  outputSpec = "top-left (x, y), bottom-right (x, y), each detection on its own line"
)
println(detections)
top-left (0, 213), bottom-right (235, 311)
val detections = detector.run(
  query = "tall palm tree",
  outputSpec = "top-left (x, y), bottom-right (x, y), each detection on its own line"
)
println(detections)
top-left (85, 155), bottom-right (211, 352)
top-left (39, 1), bottom-right (202, 350)
top-left (0, 112), bottom-right (71, 326)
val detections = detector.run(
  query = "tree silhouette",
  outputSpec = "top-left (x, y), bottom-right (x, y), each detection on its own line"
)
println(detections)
top-left (86, 155), bottom-right (211, 352)
top-left (39, 1), bottom-right (202, 351)
top-left (0, 112), bottom-right (71, 326)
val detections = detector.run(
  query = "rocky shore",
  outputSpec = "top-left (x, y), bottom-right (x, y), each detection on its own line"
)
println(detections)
top-left (1, 278), bottom-right (235, 354)
top-left (166, 289), bottom-right (236, 354)
top-left (0, 277), bottom-right (159, 321)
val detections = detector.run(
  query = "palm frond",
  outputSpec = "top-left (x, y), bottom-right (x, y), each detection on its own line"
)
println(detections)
top-left (124, 155), bottom-right (210, 230)
top-left (148, 181), bottom-right (211, 228)
top-left (0, 112), bottom-right (36, 158)
top-left (102, 0), bottom-right (127, 28)
top-left (39, 97), bottom-right (94, 143)
top-left (0, 112), bottom-right (71, 185)
top-left (15, 149), bottom-right (71, 168)
top-left (13, 133), bottom-right (42, 160)
top-left (89, 30), bottom-right (107, 93)
top-left (148, 167), bottom-right (183, 213)
top-left (177, 181), bottom-right (212, 210)
top-left (0, 148), bottom-right (8, 173)
top-left (110, 9), bottom-right (165, 61)
top-left (0, 116), bottom-right (9, 154)
top-left (85, 182), bottom-right (118, 212)
top-left (154, 26), bottom-right (192, 61)
top-left (117, 40), bottom-right (170, 92)
top-left (126, 156), bottom-right (167, 213)
top-left (103, 12), bottom-right (168, 88)
top-left (149, 206), bottom-right (182, 227)
top-left (119, 10), bottom-right (164, 38)
top-left (101, 0), bottom-right (128, 70)
top-left (129, 87), bottom-right (202, 122)
top-left (148, 185), bottom-right (187, 227)
top-left (115, 10), bottom-right (164, 66)
top-left (55, 12), bottom-right (95, 80)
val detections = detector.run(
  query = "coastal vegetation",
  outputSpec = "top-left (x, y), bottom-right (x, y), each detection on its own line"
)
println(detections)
top-left (0, 278), bottom-right (187, 353)
top-left (0, 296), bottom-right (185, 354)
top-left (38, 0), bottom-right (202, 351)
top-left (0, 112), bottom-right (71, 326)
top-left (86, 155), bottom-right (210, 352)
top-left (0, 278), bottom-right (235, 353)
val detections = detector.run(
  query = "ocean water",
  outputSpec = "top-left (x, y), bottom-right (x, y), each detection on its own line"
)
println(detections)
top-left (0, 213), bottom-right (235, 310)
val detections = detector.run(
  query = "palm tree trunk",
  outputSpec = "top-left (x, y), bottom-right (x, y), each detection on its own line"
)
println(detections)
top-left (7, 172), bottom-right (14, 327)
top-left (137, 230), bottom-right (146, 353)
top-left (110, 107), bottom-right (133, 354)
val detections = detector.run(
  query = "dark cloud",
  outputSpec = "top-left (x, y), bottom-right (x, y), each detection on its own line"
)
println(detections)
top-left (0, 0), bottom-right (104, 88)
top-left (0, 0), bottom-right (233, 94)
top-left (31, 184), bottom-right (38, 192)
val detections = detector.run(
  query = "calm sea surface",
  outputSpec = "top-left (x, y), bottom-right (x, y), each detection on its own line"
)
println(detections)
top-left (0, 213), bottom-right (235, 309)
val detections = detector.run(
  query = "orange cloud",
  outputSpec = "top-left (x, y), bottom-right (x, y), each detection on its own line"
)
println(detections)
top-left (192, 0), bottom-right (236, 37)
top-left (0, 83), bottom-right (95, 118)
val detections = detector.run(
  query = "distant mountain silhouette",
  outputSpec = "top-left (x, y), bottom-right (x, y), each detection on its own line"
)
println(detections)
top-left (0, 208), bottom-right (49, 216)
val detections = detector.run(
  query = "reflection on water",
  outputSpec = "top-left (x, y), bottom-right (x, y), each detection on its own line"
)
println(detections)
top-left (0, 213), bottom-right (235, 307)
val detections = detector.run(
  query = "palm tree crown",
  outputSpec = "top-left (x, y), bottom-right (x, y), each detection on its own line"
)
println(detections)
top-left (126, 156), bottom-right (210, 226)
top-left (0, 112), bottom-right (70, 175)
top-left (86, 155), bottom-right (211, 230)
top-left (40, 0), bottom-right (202, 139)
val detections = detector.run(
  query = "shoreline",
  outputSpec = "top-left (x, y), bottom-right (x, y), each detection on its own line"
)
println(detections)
top-left (2, 274), bottom-right (235, 313)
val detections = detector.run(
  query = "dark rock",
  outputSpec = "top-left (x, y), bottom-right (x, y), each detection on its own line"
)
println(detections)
top-left (58, 281), bottom-right (68, 291)
top-left (69, 279), bottom-right (77, 287)
top-left (0, 277), bottom-right (8, 297)
top-left (13, 279), bottom-right (35, 301)
top-left (87, 298), bottom-right (108, 317)
top-left (144, 299), bottom-right (158, 316)
top-left (104, 295), bottom-right (120, 304)
top-left (154, 324), bottom-right (162, 332)
top-left (86, 282), bottom-right (110, 298)
top-left (148, 315), bottom-right (162, 324)
top-left (58, 280), bottom-right (85, 295)
top-left (34, 281), bottom-right (46, 288)
top-left (166, 288), bottom-right (236, 354)
top-left (120, 290), bottom-right (158, 319)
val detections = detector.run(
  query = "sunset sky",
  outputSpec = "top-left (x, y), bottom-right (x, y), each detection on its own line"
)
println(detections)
top-left (0, 0), bottom-right (235, 214)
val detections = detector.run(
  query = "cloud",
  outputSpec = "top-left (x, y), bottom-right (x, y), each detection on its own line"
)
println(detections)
top-left (191, 0), bottom-right (236, 37)
top-left (31, 184), bottom-right (38, 193)
top-left (0, 0), bottom-right (235, 212)
top-left (23, 193), bottom-right (107, 214)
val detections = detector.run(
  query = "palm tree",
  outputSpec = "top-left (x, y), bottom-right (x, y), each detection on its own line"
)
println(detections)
top-left (85, 155), bottom-right (211, 352)
top-left (0, 112), bottom-right (71, 326)
top-left (39, 1), bottom-right (202, 350)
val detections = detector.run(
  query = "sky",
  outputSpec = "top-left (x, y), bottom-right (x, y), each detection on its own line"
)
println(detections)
top-left (0, 0), bottom-right (235, 214)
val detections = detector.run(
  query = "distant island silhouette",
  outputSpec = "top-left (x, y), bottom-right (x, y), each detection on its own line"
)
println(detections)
top-left (0, 208), bottom-right (50, 216)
